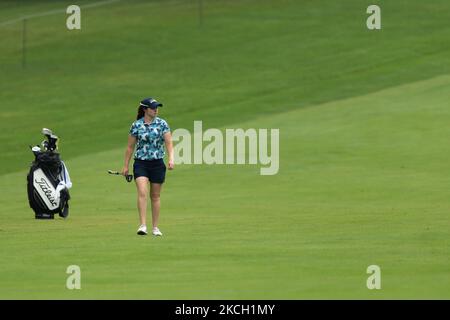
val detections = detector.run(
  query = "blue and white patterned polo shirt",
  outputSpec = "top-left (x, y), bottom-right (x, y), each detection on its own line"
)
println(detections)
top-left (129, 117), bottom-right (171, 160)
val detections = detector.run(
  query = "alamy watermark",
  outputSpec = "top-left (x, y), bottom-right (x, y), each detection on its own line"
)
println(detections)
top-left (66, 5), bottom-right (81, 30)
top-left (173, 121), bottom-right (279, 175)
top-left (367, 5), bottom-right (381, 30)
top-left (66, 265), bottom-right (81, 289)
top-left (366, 265), bottom-right (381, 289)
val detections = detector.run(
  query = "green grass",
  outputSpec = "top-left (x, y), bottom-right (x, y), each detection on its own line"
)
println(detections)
top-left (0, 0), bottom-right (449, 299)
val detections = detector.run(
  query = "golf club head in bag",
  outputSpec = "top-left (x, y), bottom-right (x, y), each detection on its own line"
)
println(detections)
top-left (41, 128), bottom-right (59, 152)
top-left (27, 128), bottom-right (72, 219)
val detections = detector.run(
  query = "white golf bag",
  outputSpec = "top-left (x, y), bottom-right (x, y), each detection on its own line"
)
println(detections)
top-left (27, 129), bottom-right (72, 219)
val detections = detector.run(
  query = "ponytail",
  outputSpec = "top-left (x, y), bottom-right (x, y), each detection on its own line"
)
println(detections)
top-left (136, 105), bottom-right (145, 120)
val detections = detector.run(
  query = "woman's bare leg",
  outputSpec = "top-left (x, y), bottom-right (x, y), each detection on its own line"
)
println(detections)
top-left (136, 177), bottom-right (149, 226)
top-left (150, 183), bottom-right (162, 228)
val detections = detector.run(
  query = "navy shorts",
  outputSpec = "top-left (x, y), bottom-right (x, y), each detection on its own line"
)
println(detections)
top-left (133, 159), bottom-right (166, 184)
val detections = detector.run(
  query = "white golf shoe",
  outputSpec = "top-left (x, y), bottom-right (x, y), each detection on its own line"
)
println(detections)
top-left (137, 224), bottom-right (148, 235)
top-left (152, 227), bottom-right (163, 236)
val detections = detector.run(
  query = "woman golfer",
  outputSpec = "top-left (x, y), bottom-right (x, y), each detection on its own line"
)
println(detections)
top-left (122, 97), bottom-right (174, 236)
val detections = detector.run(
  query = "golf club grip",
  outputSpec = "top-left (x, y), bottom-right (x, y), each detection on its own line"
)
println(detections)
top-left (108, 170), bottom-right (132, 182)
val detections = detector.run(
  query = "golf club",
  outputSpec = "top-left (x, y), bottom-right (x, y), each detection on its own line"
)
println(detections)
top-left (108, 170), bottom-right (133, 182)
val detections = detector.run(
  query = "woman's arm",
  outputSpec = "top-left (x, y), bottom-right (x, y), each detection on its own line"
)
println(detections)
top-left (164, 132), bottom-right (174, 170)
top-left (122, 135), bottom-right (137, 176)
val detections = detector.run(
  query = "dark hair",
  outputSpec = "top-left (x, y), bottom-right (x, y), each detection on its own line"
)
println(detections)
top-left (136, 105), bottom-right (145, 120)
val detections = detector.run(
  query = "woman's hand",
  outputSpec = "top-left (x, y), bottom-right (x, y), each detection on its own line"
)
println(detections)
top-left (122, 166), bottom-right (129, 176)
top-left (168, 160), bottom-right (174, 170)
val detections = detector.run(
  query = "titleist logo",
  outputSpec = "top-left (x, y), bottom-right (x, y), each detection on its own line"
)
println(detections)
top-left (35, 178), bottom-right (58, 206)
